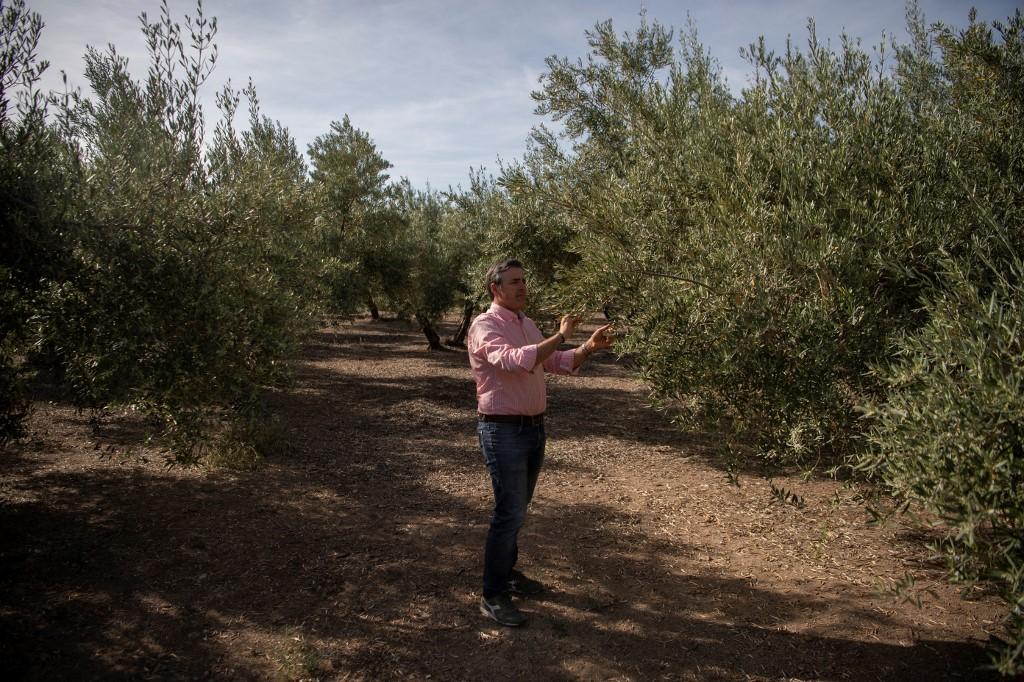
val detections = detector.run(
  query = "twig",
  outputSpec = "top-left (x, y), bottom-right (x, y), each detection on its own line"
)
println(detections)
top-left (642, 270), bottom-right (717, 293)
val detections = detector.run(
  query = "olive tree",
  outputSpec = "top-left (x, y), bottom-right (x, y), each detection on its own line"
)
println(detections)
top-left (27, 0), bottom-right (321, 465)
top-left (507, 5), bottom-right (1023, 669)
top-left (0, 0), bottom-right (62, 445)
top-left (308, 115), bottom-right (393, 318)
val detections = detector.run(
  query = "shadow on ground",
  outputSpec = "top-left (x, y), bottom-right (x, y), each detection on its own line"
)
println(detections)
top-left (0, 318), bottom-right (999, 680)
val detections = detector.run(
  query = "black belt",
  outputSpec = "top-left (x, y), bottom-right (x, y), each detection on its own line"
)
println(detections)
top-left (478, 413), bottom-right (544, 426)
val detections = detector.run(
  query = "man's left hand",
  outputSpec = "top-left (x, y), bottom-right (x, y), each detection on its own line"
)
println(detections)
top-left (588, 324), bottom-right (614, 351)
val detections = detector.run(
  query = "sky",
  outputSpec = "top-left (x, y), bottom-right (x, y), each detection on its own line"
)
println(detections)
top-left (25, 0), bottom-right (1021, 191)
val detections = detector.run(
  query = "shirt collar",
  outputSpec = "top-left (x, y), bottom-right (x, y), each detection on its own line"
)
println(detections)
top-left (489, 302), bottom-right (524, 322)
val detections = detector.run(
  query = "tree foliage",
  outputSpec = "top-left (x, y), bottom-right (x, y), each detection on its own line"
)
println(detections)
top-left (308, 119), bottom-right (485, 348)
top-left (504, 4), bottom-right (1024, 671)
top-left (1, 0), bottom-right (65, 446)
top-left (860, 253), bottom-right (1024, 673)
top-left (4, 0), bottom-right (324, 465)
top-left (308, 114), bottom-right (397, 318)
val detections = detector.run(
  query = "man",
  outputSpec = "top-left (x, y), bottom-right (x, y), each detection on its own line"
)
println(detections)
top-left (468, 258), bottom-right (613, 627)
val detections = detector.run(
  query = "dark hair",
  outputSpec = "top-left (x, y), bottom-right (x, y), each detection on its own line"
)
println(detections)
top-left (484, 259), bottom-right (523, 299)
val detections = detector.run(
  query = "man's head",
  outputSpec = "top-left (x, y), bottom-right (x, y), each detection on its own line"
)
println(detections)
top-left (485, 259), bottom-right (527, 312)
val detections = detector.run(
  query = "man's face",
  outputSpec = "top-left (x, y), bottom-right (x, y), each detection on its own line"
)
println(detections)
top-left (491, 267), bottom-right (527, 312)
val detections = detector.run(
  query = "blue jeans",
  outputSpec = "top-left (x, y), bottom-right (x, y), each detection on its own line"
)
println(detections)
top-left (478, 420), bottom-right (546, 598)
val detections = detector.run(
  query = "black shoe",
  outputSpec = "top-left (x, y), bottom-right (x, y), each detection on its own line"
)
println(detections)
top-left (507, 569), bottom-right (544, 596)
top-left (479, 593), bottom-right (527, 627)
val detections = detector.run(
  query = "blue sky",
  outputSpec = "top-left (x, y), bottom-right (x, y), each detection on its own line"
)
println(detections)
top-left (28, 0), bottom-right (1020, 191)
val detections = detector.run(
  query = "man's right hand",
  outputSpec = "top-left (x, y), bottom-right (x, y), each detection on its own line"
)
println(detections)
top-left (559, 315), bottom-right (579, 341)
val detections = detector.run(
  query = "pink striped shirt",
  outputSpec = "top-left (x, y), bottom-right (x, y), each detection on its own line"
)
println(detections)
top-left (467, 302), bottom-right (578, 416)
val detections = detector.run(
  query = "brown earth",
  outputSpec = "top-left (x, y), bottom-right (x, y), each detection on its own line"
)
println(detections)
top-left (0, 316), bottom-right (1008, 681)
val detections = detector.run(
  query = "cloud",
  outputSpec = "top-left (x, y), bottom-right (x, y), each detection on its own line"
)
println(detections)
top-left (22, 0), bottom-right (1023, 191)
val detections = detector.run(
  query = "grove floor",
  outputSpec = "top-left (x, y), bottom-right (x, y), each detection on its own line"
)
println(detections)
top-left (0, 317), bottom-right (1007, 681)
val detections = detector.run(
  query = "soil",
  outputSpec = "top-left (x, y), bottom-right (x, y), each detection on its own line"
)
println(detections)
top-left (0, 317), bottom-right (1009, 681)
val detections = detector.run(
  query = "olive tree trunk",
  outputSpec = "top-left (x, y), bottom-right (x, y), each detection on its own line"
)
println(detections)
top-left (416, 315), bottom-right (444, 350)
top-left (446, 299), bottom-right (476, 348)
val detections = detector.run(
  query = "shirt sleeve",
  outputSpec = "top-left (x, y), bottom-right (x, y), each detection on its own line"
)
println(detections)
top-left (543, 348), bottom-right (580, 376)
top-left (470, 318), bottom-right (537, 373)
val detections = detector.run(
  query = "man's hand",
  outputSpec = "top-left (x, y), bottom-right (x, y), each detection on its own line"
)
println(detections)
top-left (587, 324), bottom-right (614, 352)
top-left (558, 315), bottom-right (579, 341)
top-left (571, 323), bottom-right (614, 369)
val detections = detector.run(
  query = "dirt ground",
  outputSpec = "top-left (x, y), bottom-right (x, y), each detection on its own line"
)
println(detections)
top-left (0, 316), bottom-right (1009, 681)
